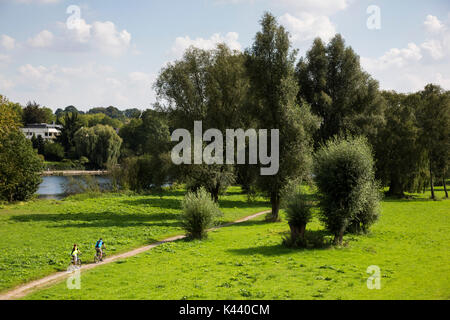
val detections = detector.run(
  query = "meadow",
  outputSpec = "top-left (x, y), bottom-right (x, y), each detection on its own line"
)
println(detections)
top-left (11, 187), bottom-right (450, 300)
top-left (0, 187), bottom-right (269, 293)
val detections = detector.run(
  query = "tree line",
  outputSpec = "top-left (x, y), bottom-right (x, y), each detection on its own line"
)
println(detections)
top-left (1, 12), bottom-right (449, 211)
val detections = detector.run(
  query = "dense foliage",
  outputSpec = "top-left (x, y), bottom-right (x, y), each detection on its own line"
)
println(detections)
top-left (181, 187), bottom-right (223, 239)
top-left (245, 13), bottom-right (319, 221)
top-left (281, 181), bottom-right (314, 246)
top-left (0, 130), bottom-right (43, 202)
top-left (313, 137), bottom-right (381, 244)
top-left (296, 36), bottom-right (385, 147)
top-left (74, 124), bottom-right (122, 169)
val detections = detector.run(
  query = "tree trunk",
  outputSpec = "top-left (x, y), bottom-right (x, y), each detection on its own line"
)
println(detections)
top-left (289, 222), bottom-right (306, 243)
top-left (211, 184), bottom-right (220, 203)
top-left (267, 192), bottom-right (280, 222)
top-left (388, 178), bottom-right (404, 197)
top-left (443, 177), bottom-right (449, 199)
top-left (334, 226), bottom-right (345, 245)
top-left (430, 159), bottom-right (435, 200)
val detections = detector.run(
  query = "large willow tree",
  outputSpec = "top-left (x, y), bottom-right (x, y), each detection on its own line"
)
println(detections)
top-left (246, 12), bottom-right (319, 221)
top-left (296, 35), bottom-right (385, 147)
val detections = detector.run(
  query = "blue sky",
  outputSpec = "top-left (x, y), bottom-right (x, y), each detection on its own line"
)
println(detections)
top-left (0, 0), bottom-right (449, 111)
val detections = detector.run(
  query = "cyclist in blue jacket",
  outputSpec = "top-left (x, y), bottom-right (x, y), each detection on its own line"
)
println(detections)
top-left (95, 238), bottom-right (106, 261)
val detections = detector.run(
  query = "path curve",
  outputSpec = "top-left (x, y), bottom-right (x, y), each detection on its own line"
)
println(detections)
top-left (0, 210), bottom-right (270, 300)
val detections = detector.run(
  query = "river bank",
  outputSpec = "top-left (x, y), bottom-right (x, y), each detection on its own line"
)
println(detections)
top-left (41, 170), bottom-right (109, 176)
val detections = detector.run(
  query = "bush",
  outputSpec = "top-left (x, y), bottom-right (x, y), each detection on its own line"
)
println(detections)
top-left (313, 136), bottom-right (381, 245)
top-left (112, 154), bottom-right (172, 193)
top-left (0, 130), bottom-right (43, 202)
top-left (181, 187), bottom-right (223, 239)
top-left (282, 181), bottom-right (314, 247)
top-left (43, 142), bottom-right (65, 161)
top-left (63, 176), bottom-right (102, 196)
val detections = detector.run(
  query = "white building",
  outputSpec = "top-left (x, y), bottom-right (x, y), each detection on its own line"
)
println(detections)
top-left (21, 123), bottom-right (62, 141)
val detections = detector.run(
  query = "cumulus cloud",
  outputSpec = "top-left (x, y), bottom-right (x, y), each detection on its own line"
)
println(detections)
top-left (170, 32), bottom-right (241, 58)
top-left (217, 0), bottom-right (349, 15)
top-left (24, 19), bottom-right (132, 56)
top-left (279, 13), bottom-right (336, 44)
top-left (91, 21), bottom-right (131, 56)
top-left (5, 63), bottom-right (155, 109)
top-left (277, 0), bottom-right (349, 15)
top-left (27, 30), bottom-right (54, 48)
top-left (1, 35), bottom-right (16, 50)
top-left (361, 15), bottom-right (450, 92)
top-left (424, 15), bottom-right (446, 34)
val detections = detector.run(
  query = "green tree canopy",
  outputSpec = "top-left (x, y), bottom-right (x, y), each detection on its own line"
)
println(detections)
top-left (22, 101), bottom-right (54, 124)
top-left (296, 35), bottom-right (385, 147)
top-left (57, 112), bottom-right (84, 157)
top-left (416, 84), bottom-right (450, 199)
top-left (375, 91), bottom-right (427, 196)
top-left (0, 130), bottom-right (43, 202)
top-left (155, 44), bottom-right (250, 201)
top-left (74, 124), bottom-right (122, 169)
top-left (314, 136), bottom-right (381, 245)
top-left (245, 12), bottom-right (320, 220)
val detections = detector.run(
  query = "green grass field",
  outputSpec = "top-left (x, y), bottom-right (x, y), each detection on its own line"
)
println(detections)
top-left (13, 187), bottom-right (450, 300)
top-left (0, 187), bottom-right (269, 293)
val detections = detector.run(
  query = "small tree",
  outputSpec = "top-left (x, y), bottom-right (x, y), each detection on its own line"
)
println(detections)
top-left (282, 181), bottom-right (313, 246)
top-left (181, 187), bottom-right (223, 239)
top-left (43, 142), bottom-right (65, 161)
top-left (0, 130), bottom-right (43, 202)
top-left (314, 136), bottom-right (381, 245)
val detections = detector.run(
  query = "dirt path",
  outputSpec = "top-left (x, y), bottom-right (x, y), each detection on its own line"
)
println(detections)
top-left (0, 210), bottom-right (270, 300)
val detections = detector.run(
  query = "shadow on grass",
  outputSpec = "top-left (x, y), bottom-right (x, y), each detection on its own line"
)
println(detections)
top-left (383, 195), bottom-right (448, 203)
top-left (226, 230), bottom-right (332, 256)
top-left (119, 197), bottom-right (182, 210)
top-left (10, 211), bottom-right (181, 229)
top-left (218, 199), bottom-right (269, 209)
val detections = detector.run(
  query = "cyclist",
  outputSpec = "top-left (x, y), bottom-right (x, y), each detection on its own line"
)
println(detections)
top-left (71, 244), bottom-right (81, 265)
top-left (95, 238), bottom-right (106, 261)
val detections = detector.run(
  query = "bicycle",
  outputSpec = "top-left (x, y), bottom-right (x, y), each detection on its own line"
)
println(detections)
top-left (94, 249), bottom-right (106, 263)
top-left (69, 253), bottom-right (82, 268)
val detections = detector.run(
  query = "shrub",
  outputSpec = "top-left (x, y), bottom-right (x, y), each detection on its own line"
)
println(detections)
top-left (43, 142), bottom-right (65, 161)
top-left (63, 176), bottom-right (102, 196)
top-left (282, 181), bottom-right (314, 247)
top-left (0, 130), bottom-right (43, 202)
top-left (313, 136), bottom-right (381, 245)
top-left (181, 187), bottom-right (223, 239)
top-left (113, 154), bottom-right (172, 193)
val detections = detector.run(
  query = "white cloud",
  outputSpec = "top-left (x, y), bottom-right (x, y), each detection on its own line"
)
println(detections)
top-left (24, 19), bottom-right (132, 56)
top-left (27, 30), bottom-right (54, 48)
top-left (361, 14), bottom-right (450, 93)
top-left (1, 34), bottom-right (16, 50)
top-left (5, 63), bottom-right (155, 109)
top-left (277, 0), bottom-right (349, 15)
top-left (279, 13), bottom-right (336, 44)
top-left (63, 19), bottom-right (92, 44)
top-left (421, 39), bottom-right (445, 60)
top-left (171, 32), bottom-right (241, 58)
top-left (424, 15), bottom-right (446, 34)
top-left (218, 0), bottom-right (349, 15)
top-left (0, 74), bottom-right (14, 91)
top-left (91, 21), bottom-right (131, 56)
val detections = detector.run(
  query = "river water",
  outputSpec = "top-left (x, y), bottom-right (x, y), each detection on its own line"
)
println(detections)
top-left (37, 176), bottom-right (112, 200)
